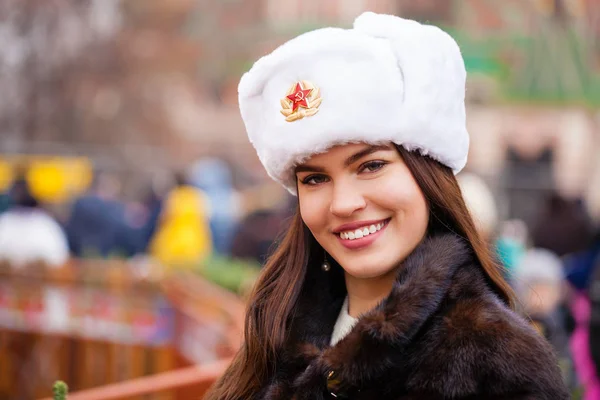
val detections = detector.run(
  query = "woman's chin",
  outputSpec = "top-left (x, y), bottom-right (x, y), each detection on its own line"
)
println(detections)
top-left (340, 263), bottom-right (398, 280)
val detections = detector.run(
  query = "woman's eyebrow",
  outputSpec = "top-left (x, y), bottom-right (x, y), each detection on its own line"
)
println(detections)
top-left (343, 144), bottom-right (392, 167)
top-left (295, 164), bottom-right (325, 173)
top-left (295, 145), bottom-right (392, 174)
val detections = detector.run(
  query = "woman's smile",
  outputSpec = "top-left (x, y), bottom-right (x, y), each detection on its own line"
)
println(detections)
top-left (334, 218), bottom-right (391, 250)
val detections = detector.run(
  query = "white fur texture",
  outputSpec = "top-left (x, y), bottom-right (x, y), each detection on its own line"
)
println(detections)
top-left (239, 12), bottom-right (469, 194)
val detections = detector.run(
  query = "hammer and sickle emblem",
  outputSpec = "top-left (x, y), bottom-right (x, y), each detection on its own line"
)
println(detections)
top-left (280, 80), bottom-right (322, 122)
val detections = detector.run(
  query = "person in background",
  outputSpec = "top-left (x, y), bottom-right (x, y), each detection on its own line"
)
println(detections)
top-left (188, 158), bottom-right (240, 255)
top-left (566, 228), bottom-right (600, 400)
top-left (65, 171), bottom-right (126, 258)
top-left (149, 172), bottom-right (213, 268)
top-left (512, 248), bottom-right (577, 392)
top-left (137, 178), bottom-right (169, 254)
top-left (0, 190), bottom-right (10, 214)
top-left (495, 219), bottom-right (529, 281)
top-left (0, 177), bottom-right (69, 268)
top-left (456, 171), bottom-right (498, 242)
top-left (230, 193), bottom-right (295, 265)
top-left (587, 229), bottom-right (600, 384)
top-left (531, 191), bottom-right (595, 257)
top-left (114, 173), bottom-right (173, 257)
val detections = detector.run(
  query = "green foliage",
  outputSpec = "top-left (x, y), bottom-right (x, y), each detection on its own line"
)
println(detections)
top-left (445, 24), bottom-right (600, 106)
top-left (52, 381), bottom-right (68, 400)
top-left (195, 255), bottom-right (261, 295)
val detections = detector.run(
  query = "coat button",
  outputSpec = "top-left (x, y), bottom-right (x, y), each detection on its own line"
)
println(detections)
top-left (326, 370), bottom-right (360, 398)
top-left (326, 370), bottom-right (343, 398)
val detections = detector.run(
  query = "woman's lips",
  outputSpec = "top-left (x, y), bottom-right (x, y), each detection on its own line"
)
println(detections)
top-left (336, 218), bottom-right (390, 250)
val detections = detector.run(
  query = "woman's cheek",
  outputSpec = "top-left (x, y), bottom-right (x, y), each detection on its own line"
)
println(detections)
top-left (300, 194), bottom-right (326, 229)
top-left (373, 173), bottom-right (412, 200)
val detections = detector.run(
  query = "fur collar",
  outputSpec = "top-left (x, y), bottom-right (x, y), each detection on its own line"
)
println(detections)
top-left (264, 234), bottom-right (484, 399)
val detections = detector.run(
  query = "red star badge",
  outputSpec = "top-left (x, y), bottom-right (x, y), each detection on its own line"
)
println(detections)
top-left (280, 80), bottom-right (321, 122)
top-left (286, 82), bottom-right (313, 112)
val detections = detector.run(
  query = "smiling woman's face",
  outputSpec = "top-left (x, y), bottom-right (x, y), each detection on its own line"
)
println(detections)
top-left (296, 143), bottom-right (429, 279)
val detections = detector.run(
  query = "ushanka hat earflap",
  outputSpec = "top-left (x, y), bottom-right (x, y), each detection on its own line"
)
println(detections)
top-left (238, 12), bottom-right (469, 195)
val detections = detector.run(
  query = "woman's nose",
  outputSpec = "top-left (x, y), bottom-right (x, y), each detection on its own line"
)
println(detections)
top-left (329, 181), bottom-right (366, 217)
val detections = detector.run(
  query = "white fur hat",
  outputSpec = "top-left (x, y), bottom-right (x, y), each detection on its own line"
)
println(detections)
top-left (239, 12), bottom-right (469, 194)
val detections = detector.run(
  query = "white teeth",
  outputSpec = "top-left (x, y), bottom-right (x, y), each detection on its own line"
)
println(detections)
top-left (339, 221), bottom-right (387, 240)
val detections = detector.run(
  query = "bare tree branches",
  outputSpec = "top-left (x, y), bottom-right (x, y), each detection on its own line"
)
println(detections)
top-left (0, 0), bottom-right (121, 150)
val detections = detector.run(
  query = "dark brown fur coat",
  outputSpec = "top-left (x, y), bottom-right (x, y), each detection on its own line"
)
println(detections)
top-left (258, 234), bottom-right (569, 399)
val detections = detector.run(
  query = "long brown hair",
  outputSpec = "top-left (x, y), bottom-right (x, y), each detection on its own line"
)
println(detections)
top-left (205, 145), bottom-right (515, 400)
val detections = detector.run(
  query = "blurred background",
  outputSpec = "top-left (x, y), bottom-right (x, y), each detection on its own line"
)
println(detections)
top-left (0, 0), bottom-right (599, 399)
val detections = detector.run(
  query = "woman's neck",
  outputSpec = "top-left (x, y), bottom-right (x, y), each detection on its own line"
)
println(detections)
top-left (344, 268), bottom-right (397, 318)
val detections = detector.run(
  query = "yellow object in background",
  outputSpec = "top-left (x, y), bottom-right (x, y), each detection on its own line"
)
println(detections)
top-left (27, 160), bottom-right (68, 203)
top-left (150, 185), bottom-right (213, 269)
top-left (0, 160), bottom-right (13, 193)
top-left (0, 156), bottom-right (93, 203)
top-left (63, 158), bottom-right (93, 195)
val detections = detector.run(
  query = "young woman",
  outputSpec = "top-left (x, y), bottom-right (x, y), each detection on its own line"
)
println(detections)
top-left (206, 12), bottom-right (569, 400)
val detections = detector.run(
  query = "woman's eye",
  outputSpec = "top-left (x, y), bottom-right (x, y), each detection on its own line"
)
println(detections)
top-left (301, 174), bottom-right (328, 185)
top-left (359, 160), bottom-right (387, 173)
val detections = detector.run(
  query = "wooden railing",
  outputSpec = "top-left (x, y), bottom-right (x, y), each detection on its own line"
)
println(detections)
top-left (0, 260), bottom-right (245, 400)
top-left (40, 359), bottom-right (231, 400)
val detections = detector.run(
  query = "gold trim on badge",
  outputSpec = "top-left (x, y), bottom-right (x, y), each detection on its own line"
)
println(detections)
top-left (280, 80), bottom-right (322, 122)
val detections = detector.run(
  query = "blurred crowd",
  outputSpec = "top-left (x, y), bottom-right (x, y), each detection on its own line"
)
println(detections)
top-left (460, 172), bottom-right (600, 398)
top-left (0, 158), bottom-right (294, 271)
top-left (1, 160), bottom-right (600, 397)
